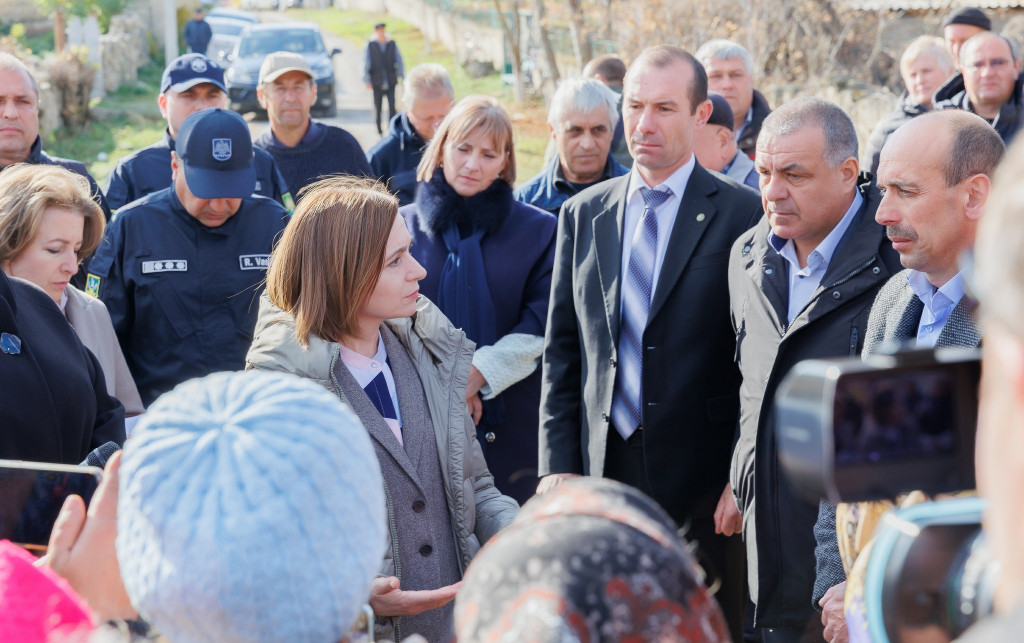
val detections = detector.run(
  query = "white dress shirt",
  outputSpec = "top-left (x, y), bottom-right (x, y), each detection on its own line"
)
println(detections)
top-left (618, 155), bottom-right (695, 314)
top-left (769, 191), bottom-right (864, 323)
top-left (339, 332), bottom-right (403, 445)
top-left (907, 270), bottom-right (965, 348)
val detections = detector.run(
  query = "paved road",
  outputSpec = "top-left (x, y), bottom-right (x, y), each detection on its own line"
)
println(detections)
top-left (246, 11), bottom-right (385, 153)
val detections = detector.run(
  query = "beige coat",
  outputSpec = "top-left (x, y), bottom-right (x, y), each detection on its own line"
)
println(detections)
top-left (64, 286), bottom-right (145, 416)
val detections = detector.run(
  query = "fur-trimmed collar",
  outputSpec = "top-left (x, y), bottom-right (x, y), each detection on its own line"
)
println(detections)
top-left (414, 168), bottom-right (513, 237)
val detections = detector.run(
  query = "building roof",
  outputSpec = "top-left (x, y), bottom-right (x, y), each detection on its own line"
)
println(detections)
top-left (841, 0), bottom-right (1021, 10)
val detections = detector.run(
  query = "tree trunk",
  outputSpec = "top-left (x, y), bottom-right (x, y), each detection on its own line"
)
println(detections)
top-left (603, 0), bottom-right (614, 41)
top-left (566, 0), bottom-right (593, 71)
top-left (492, 0), bottom-right (525, 103)
top-left (531, 0), bottom-right (560, 102)
top-left (54, 10), bottom-right (66, 54)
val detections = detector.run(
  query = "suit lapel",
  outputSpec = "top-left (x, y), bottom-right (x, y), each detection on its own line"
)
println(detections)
top-left (333, 353), bottom-right (424, 490)
top-left (648, 164), bottom-right (716, 322)
top-left (592, 178), bottom-right (628, 340)
top-left (893, 285), bottom-right (925, 345)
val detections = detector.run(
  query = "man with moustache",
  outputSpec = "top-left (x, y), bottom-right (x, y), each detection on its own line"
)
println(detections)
top-left (814, 109), bottom-right (1001, 643)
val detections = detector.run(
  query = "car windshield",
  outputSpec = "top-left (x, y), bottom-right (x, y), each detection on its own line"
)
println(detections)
top-left (238, 29), bottom-right (324, 57)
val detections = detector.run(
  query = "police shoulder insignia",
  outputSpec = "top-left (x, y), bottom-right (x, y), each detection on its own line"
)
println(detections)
top-left (85, 273), bottom-right (101, 297)
top-left (282, 192), bottom-right (296, 215)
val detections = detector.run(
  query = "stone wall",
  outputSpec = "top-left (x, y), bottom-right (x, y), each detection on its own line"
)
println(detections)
top-left (764, 80), bottom-right (898, 170)
top-left (99, 8), bottom-right (151, 93)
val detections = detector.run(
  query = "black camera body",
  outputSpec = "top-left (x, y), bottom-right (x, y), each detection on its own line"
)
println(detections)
top-left (776, 347), bottom-right (980, 505)
top-left (774, 347), bottom-right (993, 642)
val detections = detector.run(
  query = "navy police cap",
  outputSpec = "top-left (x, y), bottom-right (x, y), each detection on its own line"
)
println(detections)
top-left (176, 108), bottom-right (256, 200)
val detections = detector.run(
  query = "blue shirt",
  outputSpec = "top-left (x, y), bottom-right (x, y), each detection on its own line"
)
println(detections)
top-left (514, 154), bottom-right (629, 215)
top-left (907, 270), bottom-right (965, 348)
top-left (86, 188), bottom-right (289, 405)
top-left (769, 191), bottom-right (864, 323)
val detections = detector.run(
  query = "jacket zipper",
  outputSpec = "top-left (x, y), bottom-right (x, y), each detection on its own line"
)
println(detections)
top-left (770, 254), bottom-right (879, 624)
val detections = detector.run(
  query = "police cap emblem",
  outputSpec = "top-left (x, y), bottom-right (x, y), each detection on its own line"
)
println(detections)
top-left (212, 138), bottom-right (232, 162)
top-left (190, 57), bottom-right (208, 73)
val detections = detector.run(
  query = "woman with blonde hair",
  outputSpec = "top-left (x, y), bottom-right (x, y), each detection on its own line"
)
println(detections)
top-left (0, 164), bottom-right (144, 418)
top-left (401, 95), bottom-right (556, 504)
top-left (247, 175), bottom-right (518, 642)
top-left (0, 164), bottom-right (127, 463)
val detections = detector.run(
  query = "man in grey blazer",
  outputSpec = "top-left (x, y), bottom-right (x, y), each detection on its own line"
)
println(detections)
top-left (814, 109), bottom-right (1004, 643)
top-left (537, 44), bottom-right (761, 640)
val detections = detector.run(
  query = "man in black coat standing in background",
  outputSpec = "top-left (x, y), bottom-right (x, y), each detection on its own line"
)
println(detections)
top-left (364, 22), bottom-right (404, 135)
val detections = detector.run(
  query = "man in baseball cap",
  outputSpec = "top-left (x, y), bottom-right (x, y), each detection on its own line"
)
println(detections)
top-left (175, 106), bottom-right (257, 202)
top-left (692, 92), bottom-right (759, 190)
top-left (253, 51), bottom-right (369, 203)
top-left (87, 108), bottom-right (289, 405)
top-left (104, 53), bottom-right (294, 214)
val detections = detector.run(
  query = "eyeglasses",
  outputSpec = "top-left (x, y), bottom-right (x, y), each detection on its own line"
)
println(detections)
top-left (967, 58), bottom-right (1012, 72)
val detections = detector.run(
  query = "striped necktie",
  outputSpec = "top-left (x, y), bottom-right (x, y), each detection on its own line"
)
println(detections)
top-left (611, 186), bottom-right (673, 440)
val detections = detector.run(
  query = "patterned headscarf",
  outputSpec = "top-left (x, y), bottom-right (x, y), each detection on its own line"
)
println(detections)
top-left (454, 478), bottom-right (730, 642)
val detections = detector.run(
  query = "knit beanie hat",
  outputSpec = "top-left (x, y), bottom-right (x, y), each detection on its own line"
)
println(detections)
top-left (0, 540), bottom-right (94, 642)
top-left (116, 371), bottom-right (387, 643)
top-left (941, 7), bottom-right (991, 31)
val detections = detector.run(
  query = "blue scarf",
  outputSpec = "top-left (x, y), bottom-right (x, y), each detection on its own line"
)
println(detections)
top-left (414, 168), bottom-right (512, 426)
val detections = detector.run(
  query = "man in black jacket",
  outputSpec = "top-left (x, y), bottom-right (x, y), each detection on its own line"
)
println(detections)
top-left (184, 8), bottom-right (212, 56)
top-left (366, 63), bottom-right (453, 205)
top-left (727, 97), bottom-right (901, 641)
top-left (934, 32), bottom-right (1024, 145)
top-left (695, 39), bottom-right (772, 158)
top-left (0, 53), bottom-right (110, 220)
top-left (364, 23), bottom-right (404, 135)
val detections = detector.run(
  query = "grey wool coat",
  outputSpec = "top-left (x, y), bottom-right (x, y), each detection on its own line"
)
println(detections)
top-left (812, 269), bottom-right (981, 605)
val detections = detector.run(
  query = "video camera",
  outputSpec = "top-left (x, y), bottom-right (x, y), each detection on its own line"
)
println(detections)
top-left (775, 347), bottom-right (994, 642)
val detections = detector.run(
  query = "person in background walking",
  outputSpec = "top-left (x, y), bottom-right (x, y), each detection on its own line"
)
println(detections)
top-left (184, 8), bottom-right (212, 56)
top-left (364, 22), bottom-right (404, 135)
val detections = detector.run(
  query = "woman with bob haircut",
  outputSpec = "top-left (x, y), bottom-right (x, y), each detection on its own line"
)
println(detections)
top-left (247, 175), bottom-right (518, 642)
top-left (0, 164), bottom-right (143, 416)
top-left (0, 164), bottom-right (127, 462)
top-left (401, 94), bottom-right (556, 504)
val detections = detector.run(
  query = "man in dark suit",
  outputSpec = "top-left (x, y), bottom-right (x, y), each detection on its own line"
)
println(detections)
top-left (538, 44), bottom-right (762, 641)
top-left (814, 109), bottom-right (1003, 643)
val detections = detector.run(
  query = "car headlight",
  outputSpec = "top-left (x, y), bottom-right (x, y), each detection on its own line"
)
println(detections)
top-left (225, 67), bottom-right (238, 82)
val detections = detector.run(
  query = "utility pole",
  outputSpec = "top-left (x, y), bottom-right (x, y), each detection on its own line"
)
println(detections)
top-left (164, 0), bottom-right (178, 65)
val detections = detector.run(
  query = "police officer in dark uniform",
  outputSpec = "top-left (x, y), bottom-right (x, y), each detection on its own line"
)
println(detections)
top-left (103, 54), bottom-right (295, 215)
top-left (88, 108), bottom-right (288, 405)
